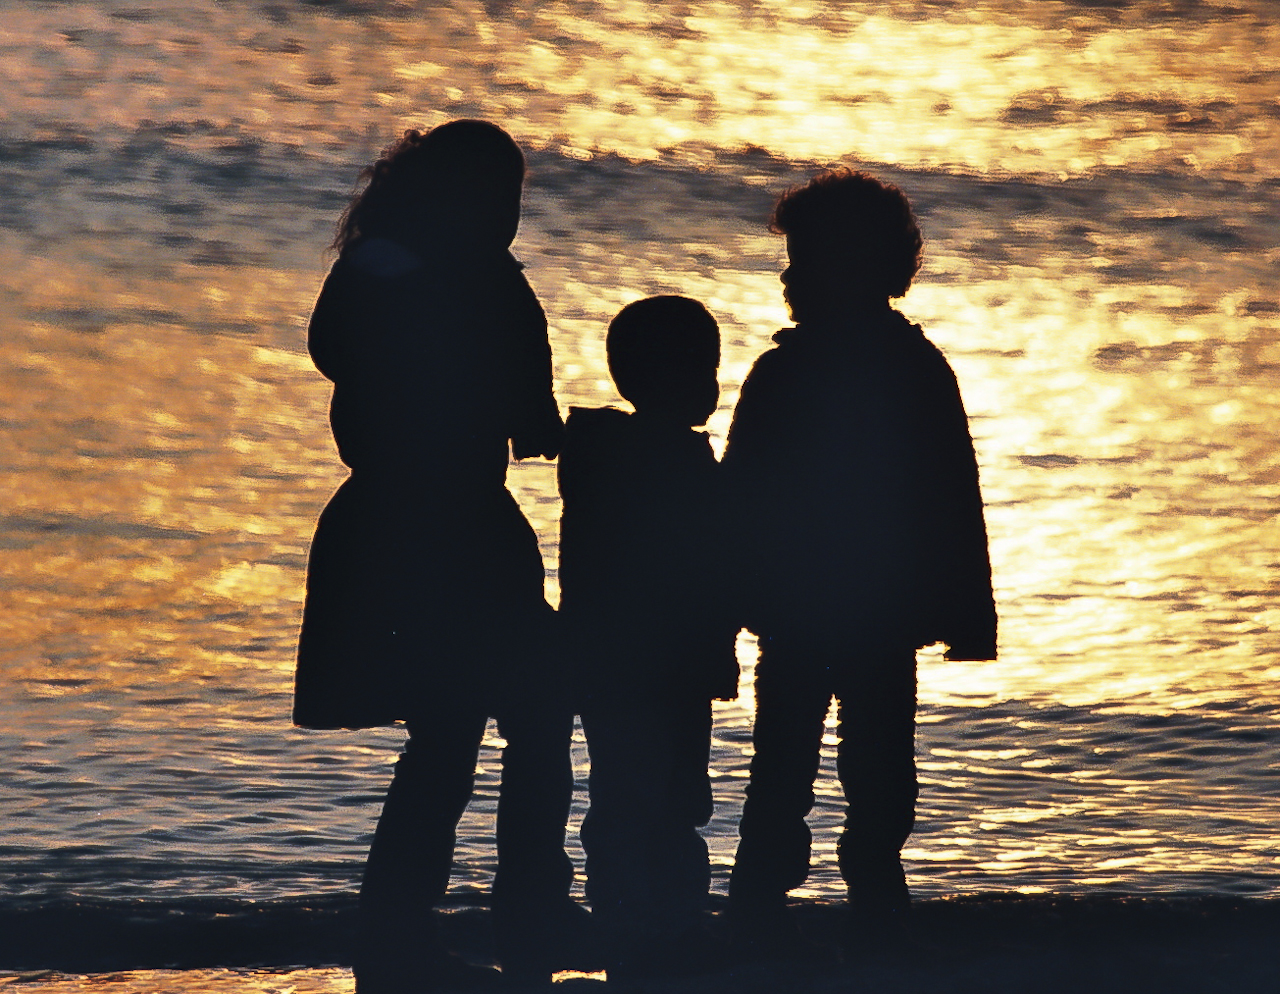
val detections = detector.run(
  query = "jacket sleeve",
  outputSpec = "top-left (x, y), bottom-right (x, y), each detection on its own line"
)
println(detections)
top-left (921, 353), bottom-right (997, 661)
top-left (556, 410), bottom-right (624, 614)
top-left (721, 348), bottom-right (782, 483)
top-left (721, 348), bottom-right (792, 635)
top-left (507, 269), bottom-right (564, 460)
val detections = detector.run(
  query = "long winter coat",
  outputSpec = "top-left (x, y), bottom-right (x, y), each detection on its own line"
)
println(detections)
top-left (724, 310), bottom-right (997, 660)
top-left (292, 237), bottom-right (563, 729)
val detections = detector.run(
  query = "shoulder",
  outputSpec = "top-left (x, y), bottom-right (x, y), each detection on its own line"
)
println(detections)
top-left (899, 320), bottom-right (962, 388)
top-left (739, 332), bottom-right (796, 387)
top-left (566, 404), bottom-right (630, 433)
top-left (504, 254), bottom-right (547, 319)
top-left (736, 328), bottom-right (836, 413)
top-left (456, 250), bottom-right (545, 326)
top-left (897, 315), bottom-right (946, 360)
top-left (311, 240), bottom-right (423, 314)
top-left (347, 237), bottom-right (426, 279)
top-left (864, 311), bottom-right (956, 379)
top-left (563, 406), bottom-right (631, 457)
top-left (560, 407), bottom-right (634, 500)
top-left (308, 260), bottom-right (362, 378)
top-left (882, 320), bottom-right (973, 428)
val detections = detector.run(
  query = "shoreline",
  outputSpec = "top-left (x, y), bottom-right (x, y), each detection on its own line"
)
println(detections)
top-left (1, 894), bottom-right (1276, 992)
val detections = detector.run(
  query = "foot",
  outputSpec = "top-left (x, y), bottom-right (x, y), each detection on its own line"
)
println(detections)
top-left (727, 901), bottom-right (835, 965)
top-left (497, 899), bottom-right (602, 985)
top-left (843, 873), bottom-right (914, 962)
top-left (355, 951), bottom-right (504, 993)
top-left (606, 922), bottom-right (729, 982)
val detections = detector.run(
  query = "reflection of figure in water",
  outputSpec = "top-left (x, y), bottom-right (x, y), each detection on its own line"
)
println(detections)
top-left (557, 297), bottom-right (739, 980)
top-left (292, 121), bottom-right (578, 992)
top-left (725, 171), bottom-right (997, 955)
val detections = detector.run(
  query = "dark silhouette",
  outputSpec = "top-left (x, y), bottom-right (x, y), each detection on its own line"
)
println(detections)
top-left (292, 121), bottom-right (579, 992)
top-left (556, 296), bottom-right (739, 980)
top-left (724, 170), bottom-right (997, 956)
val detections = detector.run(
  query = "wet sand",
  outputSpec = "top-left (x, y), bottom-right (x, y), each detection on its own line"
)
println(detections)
top-left (1, 895), bottom-right (1276, 993)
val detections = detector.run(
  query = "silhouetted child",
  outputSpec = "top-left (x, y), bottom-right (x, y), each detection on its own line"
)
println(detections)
top-left (725, 170), bottom-right (997, 956)
top-left (557, 296), bottom-right (739, 980)
top-left (293, 121), bottom-right (579, 992)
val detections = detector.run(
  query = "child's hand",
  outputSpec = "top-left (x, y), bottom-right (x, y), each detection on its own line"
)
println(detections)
top-left (943, 639), bottom-right (997, 662)
top-left (511, 419), bottom-right (564, 461)
top-left (511, 439), bottom-right (560, 461)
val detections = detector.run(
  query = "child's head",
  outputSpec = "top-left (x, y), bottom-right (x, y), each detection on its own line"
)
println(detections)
top-left (607, 296), bottom-right (720, 427)
top-left (334, 119), bottom-right (525, 253)
top-left (771, 169), bottom-right (922, 323)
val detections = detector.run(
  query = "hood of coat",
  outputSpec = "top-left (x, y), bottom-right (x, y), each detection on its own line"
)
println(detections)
top-left (772, 307), bottom-right (923, 350)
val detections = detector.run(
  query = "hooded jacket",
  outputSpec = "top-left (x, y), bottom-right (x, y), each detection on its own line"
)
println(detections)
top-left (557, 406), bottom-right (740, 704)
top-left (724, 309), bottom-right (996, 660)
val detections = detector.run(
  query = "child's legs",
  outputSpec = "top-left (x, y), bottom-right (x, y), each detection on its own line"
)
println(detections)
top-left (488, 701), bottom-right (581, 982)
top-left (582, 700), bottom-right (714, 962)
top-left (358, 709), bottom-right (489, 949)
top-left (833, 653), bottom-right (918, 910)
top-left (661, 696), bottom-right (714, 924)
top-left (491, 702), bottom-right (578, 948)
top-left (730, 647), bottom-right (832, 910)
top-left (580, 705), bottom-right (661, 921)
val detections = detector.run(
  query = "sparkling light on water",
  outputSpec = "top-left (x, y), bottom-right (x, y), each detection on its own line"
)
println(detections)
top-left (0, 0), bottom-right (1277, 908)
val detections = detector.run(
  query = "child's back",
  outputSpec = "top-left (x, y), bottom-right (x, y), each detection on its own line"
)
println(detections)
top-left (308, 235), bottom-right (561, 489)
top-left (296, 185), bottom-right (561, 730)
top-left (558, 403), bottom-right (736, 703)
top-left (725, 308), bottom-right (994, 656)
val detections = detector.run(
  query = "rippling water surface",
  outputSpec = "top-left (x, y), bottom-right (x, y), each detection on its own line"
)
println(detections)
top-left (1, 0), bottom-right (1278, 914)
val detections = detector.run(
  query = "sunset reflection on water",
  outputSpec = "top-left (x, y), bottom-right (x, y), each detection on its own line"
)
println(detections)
top-left (0, 0), bottom-right (1277, 905)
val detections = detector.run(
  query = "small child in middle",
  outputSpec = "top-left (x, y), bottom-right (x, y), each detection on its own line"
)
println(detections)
top-left (557, 295), bottom-right (740, 981)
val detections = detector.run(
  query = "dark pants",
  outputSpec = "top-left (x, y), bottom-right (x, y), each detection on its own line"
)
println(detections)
top-left (580, 697), bottom-right (714, 968)
top-left (730, 642), bottom-right (918, 913)
top-left (356, 703), bottom-right (575, 972)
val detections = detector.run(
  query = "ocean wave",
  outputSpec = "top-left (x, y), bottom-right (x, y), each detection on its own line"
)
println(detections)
top-left (1, 123), bottom-right (1275, 305)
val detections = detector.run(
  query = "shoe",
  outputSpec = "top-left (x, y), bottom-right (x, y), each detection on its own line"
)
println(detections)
top-left (843, 914), bottom-right (914, 963)
top-left (727, 901), bottom-right (836, 965)
top-left (497, 899), bottom-right (602, 986)
top-left (843, 879), bottom-right (914, 963)
top-left (545, 900), bottom-right (602, 971)
top-left (355, 950), bottom-right (504, 993)
top-left (606, 921), bottom-right (729, 982)
top-left (497, 965), bottom-right (551, 990)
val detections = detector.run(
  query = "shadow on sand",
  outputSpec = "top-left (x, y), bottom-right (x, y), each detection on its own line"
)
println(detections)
top-left (0, 894), bottom-right (1276, 993)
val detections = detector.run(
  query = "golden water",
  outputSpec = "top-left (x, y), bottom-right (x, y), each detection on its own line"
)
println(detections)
top-left (0, 0), bottom-right (1276, 938)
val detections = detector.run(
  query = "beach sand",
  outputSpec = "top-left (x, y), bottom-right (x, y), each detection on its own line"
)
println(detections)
top-left (1, 895), bottom-right (1276, 993)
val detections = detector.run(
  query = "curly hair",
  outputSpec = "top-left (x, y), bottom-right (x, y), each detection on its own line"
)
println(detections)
top-left (332, 120), bottom-right (525, 253)
top-left (771, 169), bottom-right (923, 299)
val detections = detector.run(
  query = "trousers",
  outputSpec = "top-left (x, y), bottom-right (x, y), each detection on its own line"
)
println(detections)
top-left (580, 697), bottom-right (713, 966)
top-left (730, 641), bottom-right (918, 909)
top-left (356, 702), bottom-right (576, 964)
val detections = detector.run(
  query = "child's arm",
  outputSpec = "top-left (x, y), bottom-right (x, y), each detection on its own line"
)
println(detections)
top-left (510, 329), bottom-right (563, 460)
top-left (507, 269), bottom-right (565, 460)
top-left (720, 348), bottom-right (792, 637)
top-left (921, 352), bottom-right (998, 661)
